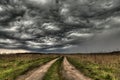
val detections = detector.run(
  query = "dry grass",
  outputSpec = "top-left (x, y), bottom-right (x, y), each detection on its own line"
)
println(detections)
top-left (0, 53), bottom-right (58, 80)
top-left (67, 53), bottom-right (120, 80)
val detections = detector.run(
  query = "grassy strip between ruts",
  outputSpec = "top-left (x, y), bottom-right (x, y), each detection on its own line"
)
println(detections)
top-left (0, 57), bottom-right (57, 80)
top-left (67, 57), bottom-right (116, 80)
top-left (43, 57), bottom-right (63, 80)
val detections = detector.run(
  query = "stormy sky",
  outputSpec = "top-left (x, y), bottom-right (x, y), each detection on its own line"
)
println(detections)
top-left (0, 0), bottom-right (120, 53)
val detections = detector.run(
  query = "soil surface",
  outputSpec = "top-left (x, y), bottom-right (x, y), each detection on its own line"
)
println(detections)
top-left (17, 57), bottom-right (92, 80)
top-left (62, 57), bottom-right (92, 80)
top-left (16, 58), bottom-right (58, 80)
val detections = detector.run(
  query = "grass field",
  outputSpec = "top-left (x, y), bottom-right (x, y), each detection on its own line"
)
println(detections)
top-left (0, 54), bottom-right (58, 80)
top-left (67, 53), bottom-right (120, 80)
top-left (0, 53), bottom-right (120, 80)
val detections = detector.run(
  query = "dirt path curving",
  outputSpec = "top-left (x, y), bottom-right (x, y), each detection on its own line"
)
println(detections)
top-left (62, 57), bottom-right (92, 80)
top-left (16, 58), bottom-right (58, 80)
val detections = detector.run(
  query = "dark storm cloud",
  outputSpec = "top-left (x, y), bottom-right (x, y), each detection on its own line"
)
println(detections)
top-left (0, 0), bottom-right (120, 52)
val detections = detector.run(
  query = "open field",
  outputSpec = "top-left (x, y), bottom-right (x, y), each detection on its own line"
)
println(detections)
top-left (0, 54), bottom-right (58, 80)
top-left (0, 52), bottom-right (120, 80)
top-left (67, 53), bottom-right (120, 80)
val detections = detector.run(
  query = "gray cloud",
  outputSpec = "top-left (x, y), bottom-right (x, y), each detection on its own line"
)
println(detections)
top-left (0, 0), bottom-right (120, 53)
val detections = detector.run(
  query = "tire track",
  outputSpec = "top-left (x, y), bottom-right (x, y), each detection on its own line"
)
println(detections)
top-left (16, 58), bottom-right (58, 80)
top-left (62, 57), bottom-right (92, 80)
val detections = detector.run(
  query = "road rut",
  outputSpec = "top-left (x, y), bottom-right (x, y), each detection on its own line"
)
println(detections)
top-left (16, 58), bottom-right (58, 80)
top-left (62, 57), bottom-right (91, 80)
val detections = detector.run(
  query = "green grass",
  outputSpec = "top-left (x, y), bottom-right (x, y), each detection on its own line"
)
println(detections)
top-left (67, 57), bottom-right (116, 80)
top-left (43, 57), bottom-right (63, 80)
top-left (0, 54), bottom-right (57, 80)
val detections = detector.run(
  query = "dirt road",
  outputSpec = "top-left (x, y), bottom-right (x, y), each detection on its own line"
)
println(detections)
top-left (62, 57), bottom-right (91, 80)
top-left (16, 58), bottom-right (58, 80)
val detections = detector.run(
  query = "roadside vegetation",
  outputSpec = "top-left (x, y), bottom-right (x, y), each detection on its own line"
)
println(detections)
top-left (67, 54), bottom-right (120, 80)
top-left (1, 53), bottom-right (120, 80)
top-left (0, 54), bottom-right (57, 80)
top-left (43, 57), bottom-right (63, 80)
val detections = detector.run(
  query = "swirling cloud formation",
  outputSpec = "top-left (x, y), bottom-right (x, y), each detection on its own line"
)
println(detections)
top-left (0, 0), bottom-right (120, 53)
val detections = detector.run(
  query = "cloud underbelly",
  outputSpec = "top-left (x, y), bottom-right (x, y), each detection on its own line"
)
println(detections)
top-left (0, 0), bottom-right (120, 52)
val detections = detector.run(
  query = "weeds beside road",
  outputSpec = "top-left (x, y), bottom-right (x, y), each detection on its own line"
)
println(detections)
top-left (0, 54), bottom-right (57, 80)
